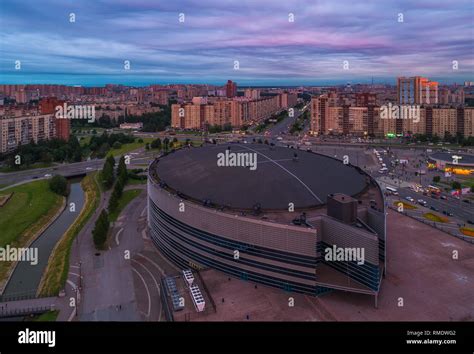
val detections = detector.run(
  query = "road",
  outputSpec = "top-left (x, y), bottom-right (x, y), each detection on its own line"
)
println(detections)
top-left (372, 149), bottom-right (474, 223)
top-left (0, 153), bottom-right (154, 187)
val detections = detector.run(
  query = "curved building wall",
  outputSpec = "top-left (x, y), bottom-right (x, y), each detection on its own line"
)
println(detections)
top-left (147, 179), bottom-right (330, 295)
top-left (147, 155), bottom-right (386, 297)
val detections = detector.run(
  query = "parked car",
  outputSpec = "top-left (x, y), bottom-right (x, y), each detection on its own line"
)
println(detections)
top-left (440, 195), bottom-right (447, 200)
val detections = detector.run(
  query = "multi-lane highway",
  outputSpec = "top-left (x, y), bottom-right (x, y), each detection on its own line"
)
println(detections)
top-left (372, 149), bottom-right (474, 223)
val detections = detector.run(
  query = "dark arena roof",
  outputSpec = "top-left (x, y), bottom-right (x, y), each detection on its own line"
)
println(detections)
top-left (151, 143), bottom-right (370, 211)
top-left (429, 152), bottom-right (474, 166)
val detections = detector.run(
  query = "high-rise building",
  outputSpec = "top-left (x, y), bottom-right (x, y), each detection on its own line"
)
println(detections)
top-left (225, 80), bottom-right (237, 98)
top-left (0, 114), bottom-right (56, 153)
top-left (244, 89), bottom-right (260, 100)
top-left (39, 97), bottom-right (70, 141)
top-left (310, 95), bottom-right (328, 134)
top-left (355, 93), bottom-right (377, 106)
top-left (280, 92), bottom-right (298, 109)
top-left (397, 76), bottom-right (438, 105)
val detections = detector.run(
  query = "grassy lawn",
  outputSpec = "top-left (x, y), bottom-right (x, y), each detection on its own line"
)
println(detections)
top-left (0, 180), bottom-right (63, 288)
top-left (423, 212), bottom-right (449, 223)
top-left (393, 201), bottom-right (417, 210)
top-left (107, 141), bottom-right (146, 157)
top-left (109, 189), bottom-right (142, 222)
top-left (0, 162), bottom-right (53, 173)
top-left (38, 172), bottom-right (100, 297)
top-left (460, 227), bottom-right (474, 237)
top-left (127, 177), bottom-right (147, 185)
top-left (30, 310), bottom-right (59, 322)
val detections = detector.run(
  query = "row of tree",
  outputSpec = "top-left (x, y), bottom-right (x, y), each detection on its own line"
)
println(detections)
top-left (93, 155), bottom-right (129, 249)
top-left (89, 132), bottom-right (136, 159)
top-left (108, 156), bottom-right (128, 213)
top-left (3, 136), bottom-right (82, 168)
top-left (92, 209), bottom-right (110, 249)
top-left (2, 131), bottom-right (139, 168)
top-left (145, 137), bottom-right (178, 151)
top-left (101, 155), bottom-right (116, 189)
top-left (409, 133), bottom-right (474, 146)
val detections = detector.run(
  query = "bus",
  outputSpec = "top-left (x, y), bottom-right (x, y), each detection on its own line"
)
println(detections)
top-left (385, 186), bottom-right (398, 195)
top-left (427, 185), bottom-right (441, 197)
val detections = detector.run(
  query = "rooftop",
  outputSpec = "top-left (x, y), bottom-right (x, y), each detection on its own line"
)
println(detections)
top-left (151, 143), bottom-right (371, 211)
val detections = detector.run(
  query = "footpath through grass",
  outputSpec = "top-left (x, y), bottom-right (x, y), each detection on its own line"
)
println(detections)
top-left (106, 138), bottom-right (153, 158)
top-left (38, 172), bottom-right (100, 296)
top-left (109, 189), bottom-right (143, 222)
top-left (0, 180), bottom-right (63, 288)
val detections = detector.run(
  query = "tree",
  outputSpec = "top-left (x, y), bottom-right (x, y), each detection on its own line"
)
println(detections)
top-left (113, 178), bottom-right (124, 200)
top-left (145, 143), bottom-right (150, 150)
top-left (451, 181), bottom-right (461, 190)
top-left (163, 137), bottom-right (170, 152)
top-left (117, 155), bottom-right (128, 184)
top-left (92, 209), bottom-right (109, 249)
top-left (101, 156), bottom-right (116, 189)
top-left (106, 155), bottom-right (116, 168)
top-left (151, 138), bottom-right (162, 150)
top-left (49, 175), bottom-right (68, 196)
top-left (112, 141), bottom-right (122, 149)
top-left (433, 176), bottom-right (441, 183)
top-left (108, 191), bottom-right (119, 212)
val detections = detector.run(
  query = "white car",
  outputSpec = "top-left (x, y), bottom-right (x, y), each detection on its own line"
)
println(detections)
top-left (405, 196), bottom-right (415, 202)
top-left (86, 167), bottom-right (93, 171)
top-left (44, 173), bottom-right (52, 178)
top-left (417, 199), bottom-right (427, 206)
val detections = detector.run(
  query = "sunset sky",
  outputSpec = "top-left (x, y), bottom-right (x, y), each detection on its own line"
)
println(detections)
top-left (1, 0), bottom-right (473, 86)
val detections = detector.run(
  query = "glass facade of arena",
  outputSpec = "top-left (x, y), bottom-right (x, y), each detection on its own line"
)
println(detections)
top-left (149, 198), bottom-right (332, 296)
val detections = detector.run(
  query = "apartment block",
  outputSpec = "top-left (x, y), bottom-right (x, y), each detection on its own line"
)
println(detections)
top-left (0, 114), bottom-right (56, 154)
top-left (397, 76), bottom-right (438, 105)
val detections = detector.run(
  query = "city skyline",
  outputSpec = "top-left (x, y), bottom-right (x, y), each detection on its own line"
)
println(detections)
top-left (1, 0), bottom-right (473, 86)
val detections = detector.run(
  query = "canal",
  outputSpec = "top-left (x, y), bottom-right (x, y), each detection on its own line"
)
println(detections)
top-left (2, 180), bottom-right (85, 298)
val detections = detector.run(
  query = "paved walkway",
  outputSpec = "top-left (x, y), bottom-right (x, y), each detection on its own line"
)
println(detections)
top-left (60, 179), bottom-right (147, 321)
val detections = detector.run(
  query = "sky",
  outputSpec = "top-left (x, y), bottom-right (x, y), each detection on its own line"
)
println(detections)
top-left (0, 0), bottom-right (473, 86)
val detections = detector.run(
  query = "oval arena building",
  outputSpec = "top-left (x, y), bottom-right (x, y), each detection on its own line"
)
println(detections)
top-left (148, 143), bottom-right (387, 304)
